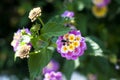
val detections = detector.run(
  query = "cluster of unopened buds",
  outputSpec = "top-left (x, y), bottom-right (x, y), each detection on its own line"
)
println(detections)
top-left (28, 7), bottom-right (41, 22)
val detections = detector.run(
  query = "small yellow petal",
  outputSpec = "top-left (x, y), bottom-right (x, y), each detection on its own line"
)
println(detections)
top-left (73, 41), bottom-right (80, 48)
top-left (61, 45), bottom-right (68, 53)
top-left (63, 33), bottom-right (69, 40)
top-left (68, 44), bottom-right (75, 52)
top-left (68, 34), bottom-right (75, 42)
top-left (76, 35), bottom-right (81, 41)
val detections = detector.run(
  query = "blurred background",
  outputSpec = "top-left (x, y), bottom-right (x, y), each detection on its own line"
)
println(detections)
top-left (0, 0), bottom-right (120, 80)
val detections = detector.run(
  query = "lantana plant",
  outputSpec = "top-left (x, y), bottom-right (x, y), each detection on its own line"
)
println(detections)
top-left (11, 7), bottom-right (87, 80)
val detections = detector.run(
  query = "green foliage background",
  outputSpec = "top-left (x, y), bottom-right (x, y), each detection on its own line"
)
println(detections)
top-left (0, 0), bottom-right (120, 80)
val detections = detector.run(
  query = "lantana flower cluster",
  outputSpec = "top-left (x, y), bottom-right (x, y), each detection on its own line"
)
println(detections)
top-left (42, 60), bottom-right (60, 74)
top-left (92, 0), bottom-right (110, 7)
top-left (28, 7), bottom-right (41, 22)
top-left (92, 0), bottom-right (111, 18)
top-left (61, 10), bottom-right (74, 18)
top-left (56, 30), bottom-right (86, 60)
top-left (11, 28), bottom-right (31, 59)
top-left (44, 71), bottom-right (62, 80)
top-left (43, 60), bottom-right (62, 80)
top-left (56, 11), bottom-right (86, 60)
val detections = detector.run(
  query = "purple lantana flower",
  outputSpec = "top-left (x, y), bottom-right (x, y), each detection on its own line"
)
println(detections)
top-left (11, 28), bottom-right (31, 59)
top-left (92, 0), bottom-right (111, 7)
top-left (56, 30), bottom-right (87, 60)
top-left (61, 10), bottom-right (76, 30)
top-left (43, 60), bottom-right (60, 74)
top-left (11, 29), bottom-right (22, 51)
top-left (61, 10), bottom-right (74, 18)
top-left (11, 28), bottom-right (31, 51)
top-left (43, 71), bottom-right (62, 80)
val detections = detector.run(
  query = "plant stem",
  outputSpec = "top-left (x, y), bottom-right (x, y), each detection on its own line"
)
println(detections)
top-left (38, 17), bottom-right (44, 27)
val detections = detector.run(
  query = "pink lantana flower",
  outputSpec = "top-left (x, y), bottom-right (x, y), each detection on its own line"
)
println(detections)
top-left (56, 30), bottom-right (87, 60)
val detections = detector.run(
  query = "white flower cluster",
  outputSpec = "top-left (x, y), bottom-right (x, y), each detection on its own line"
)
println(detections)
top-left (11, 28), bottom-right (31, 59)
top-left (28, 7), bottom-right (41, 22)
top-left (15, 44), bottom-right (31, 59)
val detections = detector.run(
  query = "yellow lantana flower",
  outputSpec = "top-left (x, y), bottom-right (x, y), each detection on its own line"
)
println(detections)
top-left (68, 44), bottom-right (75, 52)
top-left (92, 5), bottom-right (107, 18)
top-left (75, 35), bottom-right (81, 41)
top-left (61, 45), bottom-right (68, 53)
top-left (63, 33), bottom-right (69, 40)
top-left (68, 34), bottom-right (75, 42)
top-left (73, 41), bottom-right (80, 48)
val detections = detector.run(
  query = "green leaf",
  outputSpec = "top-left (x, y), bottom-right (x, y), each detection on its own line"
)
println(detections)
top-left (40, 16), bottom-right (70, 40)
top-left (28, 48), bottom-right (53, 80)
top-left (62, 60), bottom-right (75, 80)
top-left (31, 37), bottom-right (48, 50)
top-left (85, 36), bottom-right (104, 57)
top-left (30, 37), bottom-right (39, 50)
top-left (47, 16), bottom-right (66, 23)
